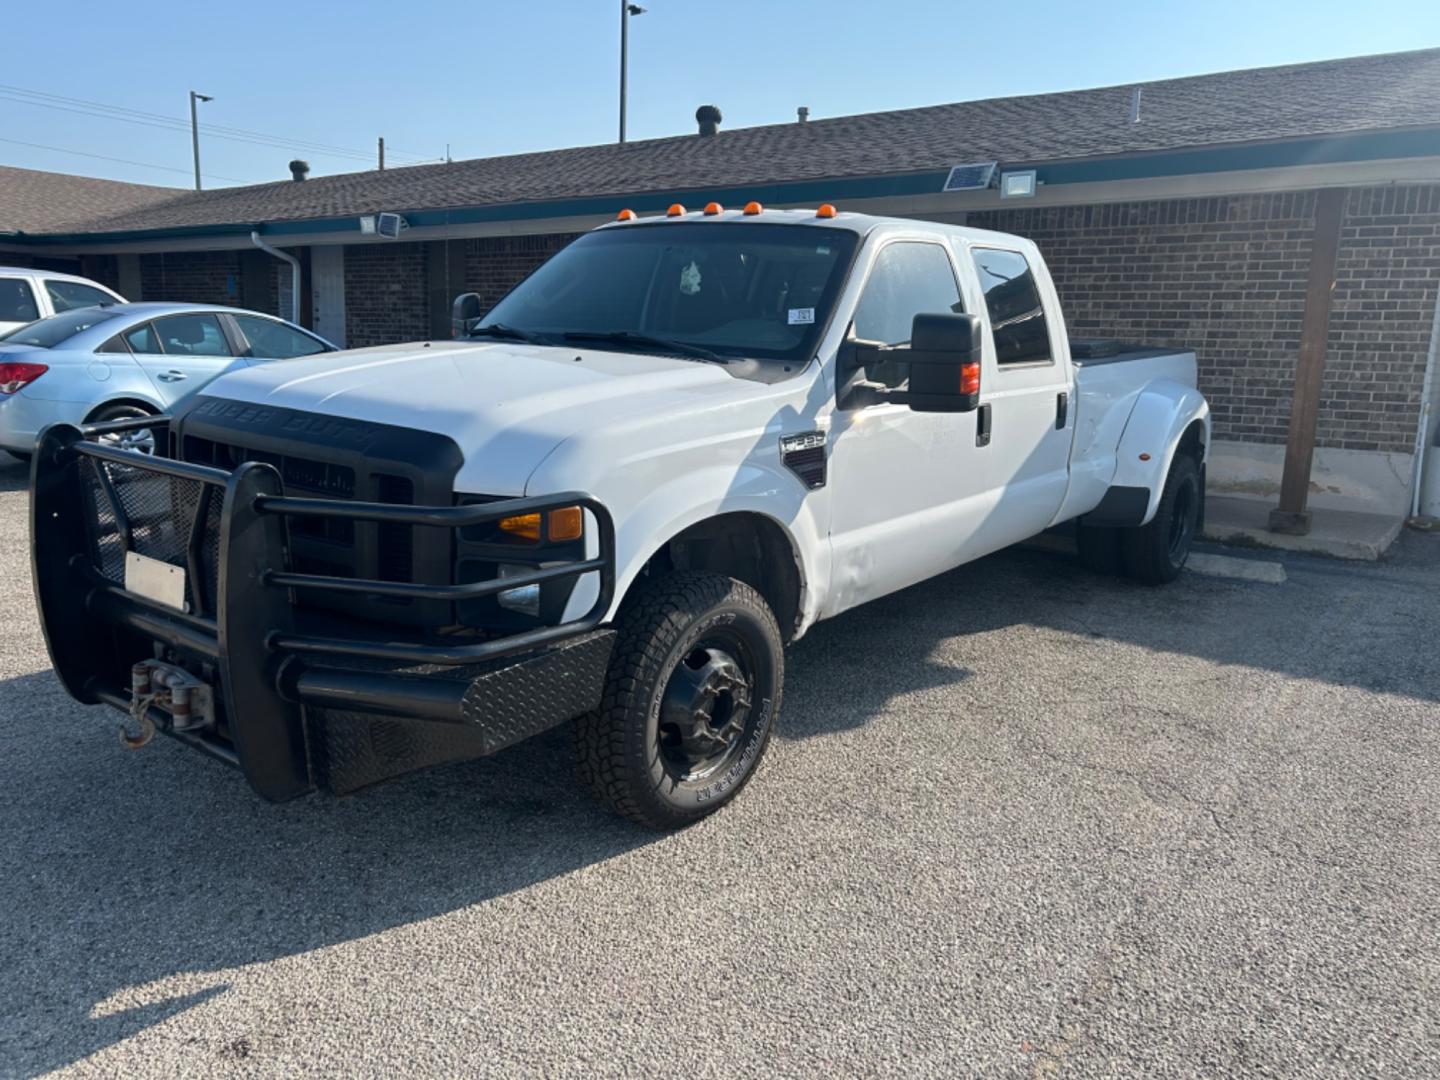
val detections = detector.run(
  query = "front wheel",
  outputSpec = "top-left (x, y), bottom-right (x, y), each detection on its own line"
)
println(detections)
top-left (577, 571), bottom-right (783, 829)
top-left (1121, 454), bottom-right (1202, 584)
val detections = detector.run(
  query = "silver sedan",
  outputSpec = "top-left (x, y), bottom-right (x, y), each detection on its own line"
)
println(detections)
top-left (0, 302), bottom-right (335, 458)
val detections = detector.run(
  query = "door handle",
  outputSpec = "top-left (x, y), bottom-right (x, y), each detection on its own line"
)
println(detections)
top-left (976, 403), bottom-right (992, 448)
top-left (157, 370), bottom-right (188, 382)
top-left (1056, 392), bottom-right (1069, 429)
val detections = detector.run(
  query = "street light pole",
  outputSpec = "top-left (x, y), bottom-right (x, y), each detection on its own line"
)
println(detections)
top-left (189, 90), bottom-right (213, 191)
top-left (619, 2), bottom-right (646, 143)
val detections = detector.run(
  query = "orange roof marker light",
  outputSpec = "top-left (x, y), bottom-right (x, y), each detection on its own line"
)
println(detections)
top-left (743, 201), bottom-right (764, 215)
top-left (667, 203), bottom-right (687, 217)
top-left (616, 208), bottom-right (637, 221)
top-left (703, 202), bottom-right (723, 215)
top-left (816, 203), bottom-right (838, 218)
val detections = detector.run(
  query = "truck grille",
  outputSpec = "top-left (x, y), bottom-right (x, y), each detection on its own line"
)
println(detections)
top-left (182, 435), bottom-right (415, 601)
top-left (81, 456), bottom-right (223, 616)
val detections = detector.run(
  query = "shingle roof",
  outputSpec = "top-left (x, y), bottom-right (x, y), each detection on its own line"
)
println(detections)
top-left (13, 47), bottom-right (1440, 238)
top-left (0, 165), bottom-right (181, 235)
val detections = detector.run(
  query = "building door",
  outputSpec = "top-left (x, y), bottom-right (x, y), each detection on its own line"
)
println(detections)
top-left (311, 246), bottom-right (347, 348)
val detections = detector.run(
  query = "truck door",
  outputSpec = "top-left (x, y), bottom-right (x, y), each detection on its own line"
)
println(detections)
top-left (964, 246), bottom-right (1073, 544)
top-left (825, 239), bottom-right (992, 612)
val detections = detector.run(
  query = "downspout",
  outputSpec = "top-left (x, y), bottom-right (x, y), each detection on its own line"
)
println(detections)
top-left (1411, 284), bottom-right (1440, 520)
top-left (250, 231), bottom-right (301, 325)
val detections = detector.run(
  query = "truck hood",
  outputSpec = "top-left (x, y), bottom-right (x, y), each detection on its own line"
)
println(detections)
top-left (198, 340), bottom-right (749, 493)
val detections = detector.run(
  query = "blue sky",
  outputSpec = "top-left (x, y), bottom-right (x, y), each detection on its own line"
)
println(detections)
top-left (3, 0), bottom-right (1438, 189)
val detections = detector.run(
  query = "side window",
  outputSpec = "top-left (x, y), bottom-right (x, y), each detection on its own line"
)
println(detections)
top-left (124, 323), bottom-right (162, 354)
top-left (971, 248), bottom-right (1052, 366)
top-left (0, 278), bottom-right (40, 323)
top-left (848, 242), bottom-right (963, 391)
top-left (152, 314), bottom-right (230, 357)
top-left (233, 315), bottom-right (327, 360)
top-left (45, 280), bottom-right (115, 313)
top-left (99, 334), bottom-right (131, 355)
top-left (852, 243), bottom-right (963, 348)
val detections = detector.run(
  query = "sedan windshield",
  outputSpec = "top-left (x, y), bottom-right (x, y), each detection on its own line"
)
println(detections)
top-left (475, 222), bottom-right (860, 364)
top-left (0, 307), bottom-right (119, 348)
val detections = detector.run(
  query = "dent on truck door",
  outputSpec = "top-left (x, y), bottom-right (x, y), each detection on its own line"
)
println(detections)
top-left (968, 247), bottom-right (1071, 544)
top-left (826, 240), bottom-right (990, 612)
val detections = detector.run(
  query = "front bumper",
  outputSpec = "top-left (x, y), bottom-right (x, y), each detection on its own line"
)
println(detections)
top-left (30, 418), bottom-right (617, 799)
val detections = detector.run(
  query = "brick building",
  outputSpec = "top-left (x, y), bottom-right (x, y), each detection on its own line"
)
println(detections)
top-left (3, 48), bottom-right (1439, 519)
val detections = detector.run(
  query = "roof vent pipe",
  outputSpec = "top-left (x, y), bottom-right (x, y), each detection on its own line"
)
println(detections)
top-left (797, 106), bottom-right (809, 123)
top-left (288, 159), bottom-right (310, 181)
top-left (250, 232), bottom-right (301, 325)
top-left (1129, 88), bottom-right (1142, 123)
top-left (696, 104), bottom-right (722, 137)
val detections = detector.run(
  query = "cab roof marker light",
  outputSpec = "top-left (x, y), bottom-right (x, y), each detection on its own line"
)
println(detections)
top-left (703, 202), bottom-right (723, 216)
top-left (667, 203), bottom-right (686, 217)
top-left (743, 201), bottom-right (764, 215)
top-left (816, 203), bottom-right (837, 218)
top-left (616, 208), bottom-right (637, 221)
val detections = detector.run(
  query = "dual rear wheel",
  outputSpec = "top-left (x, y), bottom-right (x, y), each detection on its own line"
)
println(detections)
top-left (1077, 453), bottom-right (1202, 584)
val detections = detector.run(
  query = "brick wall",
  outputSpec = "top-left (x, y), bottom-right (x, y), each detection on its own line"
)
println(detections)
top-left (969, 185), bottom-right (1440, 454)
top-left (139, 250), bottom-right (244, 307)
top-left (463, 233), bottom-right (578, 310)
top-left (343, 243), bottom-right (431, 347)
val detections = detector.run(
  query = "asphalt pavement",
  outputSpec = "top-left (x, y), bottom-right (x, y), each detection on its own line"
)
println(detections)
top-left (1, 447), bottom-right (1436, 1078)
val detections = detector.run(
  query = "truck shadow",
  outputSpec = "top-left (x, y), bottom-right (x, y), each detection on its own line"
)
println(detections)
top-left (0, 589), bottom-right (976, 1075)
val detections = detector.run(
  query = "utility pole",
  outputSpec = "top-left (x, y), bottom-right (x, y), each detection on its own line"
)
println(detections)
top-left (378, 137), bottom-right (386, 171)
top-left (619, 2), bottom-right (646, 143)
top-left (189, 90), bottom-right (212, 191)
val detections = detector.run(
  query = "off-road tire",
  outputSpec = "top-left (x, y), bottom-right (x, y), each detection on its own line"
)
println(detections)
top-left (1121, 453), bottom-right (1202, 584)
top-left (577, 571), bottom-right (783, 829)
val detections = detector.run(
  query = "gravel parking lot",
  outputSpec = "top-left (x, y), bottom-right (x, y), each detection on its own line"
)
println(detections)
top-left (1, 446), bottom-right (1436, 1078)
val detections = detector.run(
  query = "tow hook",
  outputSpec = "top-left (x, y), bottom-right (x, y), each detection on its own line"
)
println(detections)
top-left (121, 660), bottom-right (216, 750)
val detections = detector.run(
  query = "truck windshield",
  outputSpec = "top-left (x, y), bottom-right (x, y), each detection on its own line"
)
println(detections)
top-left (475, 222), bottom-right (860, 364)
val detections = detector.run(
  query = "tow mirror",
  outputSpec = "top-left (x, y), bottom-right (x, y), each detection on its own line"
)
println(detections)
top-left (905, 312), bottom-right (982, 413)
top-left (451, 292), bottom-right (484, 338)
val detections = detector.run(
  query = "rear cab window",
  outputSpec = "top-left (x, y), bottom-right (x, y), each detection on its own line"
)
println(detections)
top-left (0, 278), bottom-right (40, 323)
top-left (970, 248), bottom-right (1053, 366)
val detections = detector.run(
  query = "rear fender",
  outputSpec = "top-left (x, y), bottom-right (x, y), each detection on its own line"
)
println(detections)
top-left (1096, 381), bottom-right (1210, 526)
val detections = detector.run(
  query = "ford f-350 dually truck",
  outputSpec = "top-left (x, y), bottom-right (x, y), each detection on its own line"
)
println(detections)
top-left (31, 205), bottom-right (1209, 828)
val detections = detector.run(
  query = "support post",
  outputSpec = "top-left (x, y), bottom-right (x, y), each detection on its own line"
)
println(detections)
top-left (1269, 188), bottom-right (1346, 536)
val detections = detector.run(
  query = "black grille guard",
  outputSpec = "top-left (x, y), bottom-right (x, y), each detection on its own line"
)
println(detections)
top-left (31, 417), bottom-right (617, 800)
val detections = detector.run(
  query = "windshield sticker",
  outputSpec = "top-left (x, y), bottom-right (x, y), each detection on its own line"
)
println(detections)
top-left (787, 307), bottom-right (815, 325)
top-left (679, 261), bottom-right (703, 295)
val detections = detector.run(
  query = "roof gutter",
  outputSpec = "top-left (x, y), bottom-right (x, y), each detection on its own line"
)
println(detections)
top-left (250, 231), bottom-right (300, 324)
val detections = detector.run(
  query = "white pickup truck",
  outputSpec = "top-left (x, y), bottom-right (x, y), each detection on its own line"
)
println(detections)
top-left (31, 206), bottom-right (1209, 828)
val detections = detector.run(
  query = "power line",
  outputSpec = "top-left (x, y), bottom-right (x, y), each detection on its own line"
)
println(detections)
top-left (0, 135), bottom-right (256, 184)
top-left (0, 83), bottom-right (433, 165)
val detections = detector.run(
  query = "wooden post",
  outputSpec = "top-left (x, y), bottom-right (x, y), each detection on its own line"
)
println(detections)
top-left (1269, 188), bottom-right (1346, 536)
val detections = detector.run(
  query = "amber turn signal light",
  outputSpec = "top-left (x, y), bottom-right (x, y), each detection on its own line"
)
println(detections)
top-left (742, 201), bottom-right (763, 215)
top-left (667, 203), bottom-right (686, 217)
top-left (548, 506), bottom-right (584, 542)
top-left (960, 361), bottom-right (981, 397)
top-left (498, 513), bottom-right (542, 542)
